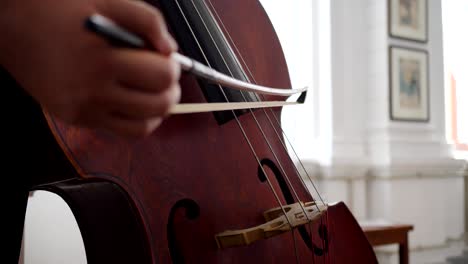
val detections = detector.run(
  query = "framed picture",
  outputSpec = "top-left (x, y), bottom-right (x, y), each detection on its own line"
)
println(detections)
top-left (389, 46), bottom-right (429, 122)
top-left (388, 0), bottom-right (427, 42)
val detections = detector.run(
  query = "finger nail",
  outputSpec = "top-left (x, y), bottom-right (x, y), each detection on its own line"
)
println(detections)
top-left (167, 35), bottom-right (178, 51)
top-left (158, 32), bottom-right (178, 54)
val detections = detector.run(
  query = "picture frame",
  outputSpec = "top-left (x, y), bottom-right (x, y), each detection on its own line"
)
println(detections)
top-left (389, 46), bottom-right (429, 122)
top-left (388, 0), bottom-right (428, 42)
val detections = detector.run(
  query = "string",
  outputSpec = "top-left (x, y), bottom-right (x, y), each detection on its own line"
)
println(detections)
top-left (206, 0), bottom-right (329, 261)
top-left (213, 22), bottom-right (328, 262)
top-left (203, 3), bottom-right (317, 262)
top-left (172, 1), bottom-right (300, 261)
top-left (197, 0), bottom-right (313, 222)
top-left (199, 0), bottom-right (321, 262)
top-left (221, 16), bottom-right (330, 263)
top-left (191, 0), bottom-right (311, 260)
top-left (208, 1), bottom-right (325, 207)
top-left (209, 6), bottom-right (329, 261)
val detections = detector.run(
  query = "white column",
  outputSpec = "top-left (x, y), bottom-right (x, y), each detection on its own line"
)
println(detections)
top-left (305, 0), bottom-right (372, 221)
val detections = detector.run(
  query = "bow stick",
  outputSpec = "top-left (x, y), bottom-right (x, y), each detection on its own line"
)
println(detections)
top-left (85, 13), bottom-right (307, 114)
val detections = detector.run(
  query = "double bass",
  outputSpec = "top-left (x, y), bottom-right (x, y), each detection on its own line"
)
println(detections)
top-left (11, 0), bottom-right (378, 263)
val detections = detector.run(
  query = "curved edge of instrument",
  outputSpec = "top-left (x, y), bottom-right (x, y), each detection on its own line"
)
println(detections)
top-left (327, 201), bottom-right (379, 263)
top-left (42, 111), bottom-right (88, 177)
top-left (33, 178), bottom-right (153, 264)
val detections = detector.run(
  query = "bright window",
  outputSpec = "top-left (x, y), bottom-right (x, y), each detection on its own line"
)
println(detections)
top-left (259, 0), bottom-right (316, 160)
top-left (442, 0), bottom-right (468, 160)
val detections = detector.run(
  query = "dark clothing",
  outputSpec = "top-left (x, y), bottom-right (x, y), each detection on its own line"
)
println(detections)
top-left (2, 65), bottom-right (34, 262)
top-left (1, 66), bottom-right (73, 262)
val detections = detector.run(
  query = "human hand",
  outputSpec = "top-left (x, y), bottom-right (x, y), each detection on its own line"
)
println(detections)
top-left (0, 0), bottom-right (181, 138)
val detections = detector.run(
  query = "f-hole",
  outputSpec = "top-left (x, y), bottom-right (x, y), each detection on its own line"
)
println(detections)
top-left (167, 199), bottom-right (200, 264)
top-left (257, 158), bottom-right (328, 256)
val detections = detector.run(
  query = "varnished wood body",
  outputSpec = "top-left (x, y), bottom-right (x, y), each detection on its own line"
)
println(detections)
top-left (41, 0), bottom-right (378, 263)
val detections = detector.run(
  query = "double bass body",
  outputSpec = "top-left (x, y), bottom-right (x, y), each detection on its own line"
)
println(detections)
top-left (43, 0), bottom-right (378, 263)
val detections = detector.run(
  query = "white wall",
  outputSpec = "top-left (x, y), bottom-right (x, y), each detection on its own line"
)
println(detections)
top-left (20, 191), bottom-right (86, 264)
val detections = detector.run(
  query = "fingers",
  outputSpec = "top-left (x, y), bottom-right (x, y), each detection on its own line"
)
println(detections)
top-left (112, 49), bottom-right (181, 93)
top-left (103, 82), bottom-right (181, 120)
top-left (107, 48), bottom-right (181, 119)
top-left (78, 78), bottom-right (180, 138)
top-left (79, 109), bottom-right (165, 138)
top-left (77, 84), bottom-right (178, 138)
top-left (97, 0), bottom-right (177, 54)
